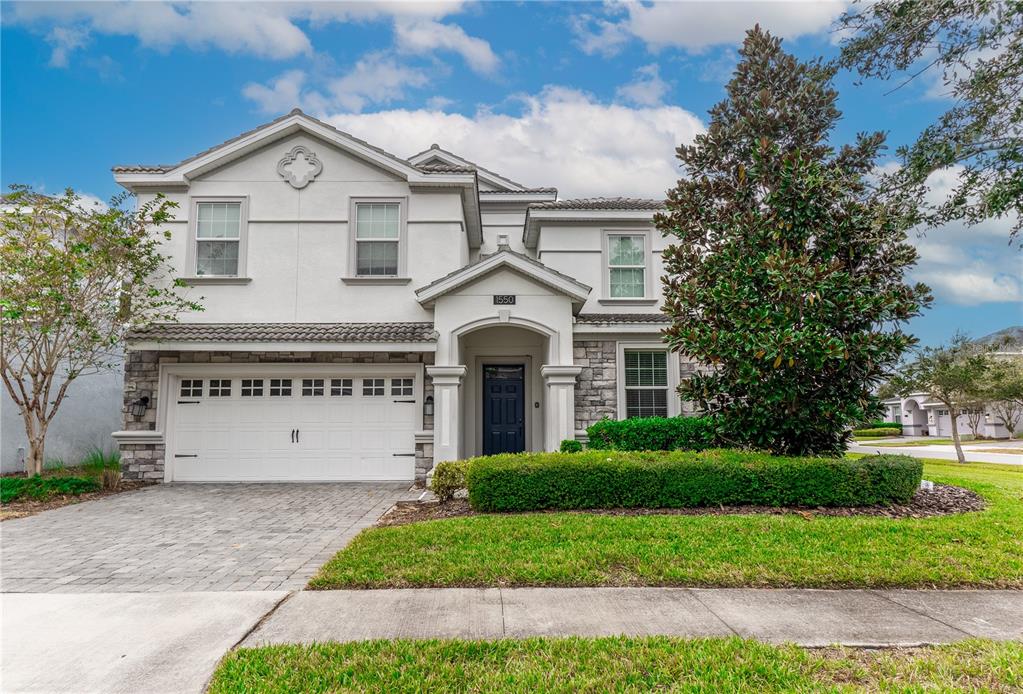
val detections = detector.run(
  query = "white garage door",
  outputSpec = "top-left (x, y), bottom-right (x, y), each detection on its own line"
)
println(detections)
top-left (169, 373), bottom-right (418, 481)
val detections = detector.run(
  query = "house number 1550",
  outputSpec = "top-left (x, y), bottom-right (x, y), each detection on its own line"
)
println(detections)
top-left (493, 295), bottom-right (516, 305)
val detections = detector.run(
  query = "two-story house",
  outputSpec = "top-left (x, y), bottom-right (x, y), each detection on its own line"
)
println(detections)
top-left (113, 109), bottom-right (692, 483)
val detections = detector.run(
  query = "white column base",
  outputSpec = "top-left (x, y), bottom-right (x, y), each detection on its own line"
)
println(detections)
top-left (541, 365), bottom-right (582, 451)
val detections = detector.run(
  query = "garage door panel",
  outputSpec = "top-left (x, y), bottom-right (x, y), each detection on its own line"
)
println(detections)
top-left (170, 371), bottom-right (418, 482)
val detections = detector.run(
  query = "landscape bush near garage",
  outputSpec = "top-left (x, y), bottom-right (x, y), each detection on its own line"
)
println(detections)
top-left (853, 427), bottom-right (903, 438)
top-left (464, 451), bottom-right (922, 512)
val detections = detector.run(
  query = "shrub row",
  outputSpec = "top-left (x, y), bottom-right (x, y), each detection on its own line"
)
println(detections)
top-left (0, 475), bottom-right (100, 504)
top-left (465, 450), bottom-right (922, 512)
top-left (586, 416), bottom-right (716, 451)
top-left (853, 427), bottom-right (902, 438)
top-left (857, 421), bottom-right (902, 431)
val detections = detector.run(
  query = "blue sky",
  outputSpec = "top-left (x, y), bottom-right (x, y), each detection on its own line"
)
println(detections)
top-left (2, 1), bottom-right (1019, 346)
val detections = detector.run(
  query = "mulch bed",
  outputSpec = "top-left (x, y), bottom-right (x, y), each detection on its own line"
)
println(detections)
top-left (377, 483), bottom-right (986, 527)
top-left (0, 481), bottom-right (155, 521)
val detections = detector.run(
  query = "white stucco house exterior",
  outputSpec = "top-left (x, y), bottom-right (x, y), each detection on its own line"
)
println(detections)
top-left (880, 396), bottom-right (1011, 439)
top-left (112, 109), bottom-right (693, 483)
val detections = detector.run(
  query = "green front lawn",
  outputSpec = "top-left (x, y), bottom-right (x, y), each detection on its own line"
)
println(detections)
top-left (209, 637), bottom-right (1022, 694)
top-left (311, 459), bottom-right (1023, 589)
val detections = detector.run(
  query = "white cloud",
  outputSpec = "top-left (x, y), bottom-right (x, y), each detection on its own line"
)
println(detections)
top-left (394, 18), bottom-right (499, 75)
top-left (45, 25), bottom-right (89, 67)
top-left (426, 95), bottom-right (456, 110)
top-left (321, 85), bottom-right (704, 198)
top-left (890, 165), bottom-right (1023, 306)
top-left (245, 54), bottom-right (431, 114)
top-left (6, 1), bottom-right (482, 66)
top-left (616, 63), bottom-right (669, 106)
top-left (574, 0), bottom-right (849, 55)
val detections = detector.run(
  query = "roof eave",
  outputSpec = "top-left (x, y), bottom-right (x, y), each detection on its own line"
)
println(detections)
top-left (523, 207), bottom-right (661, 249)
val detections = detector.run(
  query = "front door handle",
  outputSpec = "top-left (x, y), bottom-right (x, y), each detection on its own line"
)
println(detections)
top-left (290, 428), bottom-right (295, 443)
top-left (295, 429), bottom-right (300, 443)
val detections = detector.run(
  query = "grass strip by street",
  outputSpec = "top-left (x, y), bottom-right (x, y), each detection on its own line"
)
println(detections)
top-left (311, 459), bottom-right (1023, 589)
top-left (208, 637), bottom-right (1022, 694)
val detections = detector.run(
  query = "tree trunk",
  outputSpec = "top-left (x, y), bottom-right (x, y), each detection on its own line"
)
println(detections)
top-left (949, 407), bottom-right (967, 464)
top-left (27, 434), bottom-right (46, 476)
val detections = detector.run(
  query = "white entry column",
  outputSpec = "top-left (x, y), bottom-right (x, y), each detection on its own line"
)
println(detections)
top-left (427, 365), bottom-right (467, 463)
top-left (541, 365), bottom-right (583, 451)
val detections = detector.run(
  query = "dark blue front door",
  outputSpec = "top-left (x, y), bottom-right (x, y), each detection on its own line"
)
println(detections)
top-left (483, 365), bottom-right (525, 455)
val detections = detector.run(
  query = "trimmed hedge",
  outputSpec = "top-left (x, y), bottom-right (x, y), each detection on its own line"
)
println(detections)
top-left (0, 475), bottom-right (100, 504)
top-left (853, 427), bottom-right (902, 438)
top-left (586, 416), bottom-right (716, 451)
top-left (465, 450), bottom-right (922, 512)
top-left (857, 421), bottom-right (901, 430)
top-left (560, 439), bottom-right (583, 453)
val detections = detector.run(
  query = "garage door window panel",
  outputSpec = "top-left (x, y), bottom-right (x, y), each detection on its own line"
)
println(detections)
top-left (241, 379), bottom-right (264, 396)
top-left (180, 379), bottom-right (203, 397)
top-left (270, 379), bottom-right (293, 396)
top-left (209, 379), bottom-right (232, 397)
top-left (331, 378), bottom-right (352, 396)
top-left (391, 378), bottom-right (414, 396)
top-left (363, 378), bottom-right (385, 396)
top-left (302, 379), bottom-right (325, 396)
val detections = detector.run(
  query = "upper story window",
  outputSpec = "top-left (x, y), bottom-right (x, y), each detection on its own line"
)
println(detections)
top-left (347, 198), bottom-right (407, 280)
top-left (190, 198), bottom-right (248, 278)
top-left (604, 232), bottom-right (650, 300)
top-left (356, 202), bottom-right (399, 275)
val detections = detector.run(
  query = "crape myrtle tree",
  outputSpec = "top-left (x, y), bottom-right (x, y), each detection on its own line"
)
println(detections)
top-left (658, 27), bottom-right (932, 456)
top-left (892, 333), bottom-right (994, 463)
top-left (0, 187), bottom-right (200, 475)
top-left (984, 357), bottom-right (1023, 436)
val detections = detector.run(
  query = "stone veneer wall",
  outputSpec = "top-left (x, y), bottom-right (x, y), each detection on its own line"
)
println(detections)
top-left (572, 339), bottom-right (705, 436)
top-left (121, 350), bottom-right (435, 482)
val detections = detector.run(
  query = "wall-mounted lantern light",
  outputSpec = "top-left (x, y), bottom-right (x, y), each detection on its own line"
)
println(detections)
top-left (130, 395), bottom-right (150, 419)
top-left (424, 395), bottom-right (434, 417)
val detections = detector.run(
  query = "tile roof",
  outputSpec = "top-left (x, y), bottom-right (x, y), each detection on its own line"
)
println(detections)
top-left (127, 322), bottom-right (437, 343)
top-left (576, 313), bottom-right (671, 324)
top-left (413, 162), bottom-right (478, 174)
top-left (415, 248), bottom-right (590, 297)
top-left (529, 197), bottom-right (665, 211)
top-left (408, 144), bottom-right (532, 190)
top-left (113, 109), bottom-right (470, 179)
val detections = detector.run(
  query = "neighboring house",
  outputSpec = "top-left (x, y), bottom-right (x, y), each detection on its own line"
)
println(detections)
top-left (112, 109), bottom-right (696, 484)
top-left (881, 329), bottom-right (1023, 439)
top-left (1, 365), bottom-right (124, 473)
top-left (880, 395), bottom-right (1011, 439)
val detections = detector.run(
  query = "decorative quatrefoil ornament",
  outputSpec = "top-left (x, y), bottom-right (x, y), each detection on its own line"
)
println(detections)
top-left (277, 146), bottom-right (323, 189)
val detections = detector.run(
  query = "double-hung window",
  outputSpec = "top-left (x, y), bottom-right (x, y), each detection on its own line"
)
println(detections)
top-left (189, 197), bottom-right (244, 278)
top-left (354, 202), bottom-right (401, 276)
top-left (607, 234), bottom-right (646, 298)
top-left (623, 350), bottom-right (669, 418)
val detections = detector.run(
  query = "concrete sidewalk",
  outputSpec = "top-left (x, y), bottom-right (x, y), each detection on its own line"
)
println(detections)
top-left (245, 587), bottom-right (1023, 648)
top-left (848, 443), bottom-right (1023, 465)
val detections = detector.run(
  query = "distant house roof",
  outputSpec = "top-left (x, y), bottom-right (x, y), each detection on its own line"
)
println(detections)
top-left (528, 197), bottom-right (665, 211)
top-left (127, 322), bottom-right (437, 344)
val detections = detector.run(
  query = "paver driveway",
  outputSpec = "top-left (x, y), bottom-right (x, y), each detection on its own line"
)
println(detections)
top-left (0, 482), bottom-right (413, 593)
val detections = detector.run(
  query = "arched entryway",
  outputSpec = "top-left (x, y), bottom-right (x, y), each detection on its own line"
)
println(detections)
top-left (903, 398), bottom-right (928, 436)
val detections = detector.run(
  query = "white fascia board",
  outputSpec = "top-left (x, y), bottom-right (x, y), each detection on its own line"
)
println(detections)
top-left (127, 341), bottom-right (437, 352)
top-left (416, 253), bottom-right (591, 306)
top-left (480, 192), bottom-right (558, 204)
top-left (524, 208), bottom-right (661, 248)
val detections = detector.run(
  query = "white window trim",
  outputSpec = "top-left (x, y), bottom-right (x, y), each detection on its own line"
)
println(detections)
top-left (615, 341), bottom-right (681, 420)
top-left (185, 196), bottom-right (250, 281)
top-left (346, 196), bottom-right (409, 282)
top-left (600, 228), bottom-right (657, 305)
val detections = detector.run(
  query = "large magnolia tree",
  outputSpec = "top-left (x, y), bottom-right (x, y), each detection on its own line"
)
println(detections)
top-left (658, 27), bottom-right (932, 456)
top-left (1, 187), bottom-right (199, 474)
